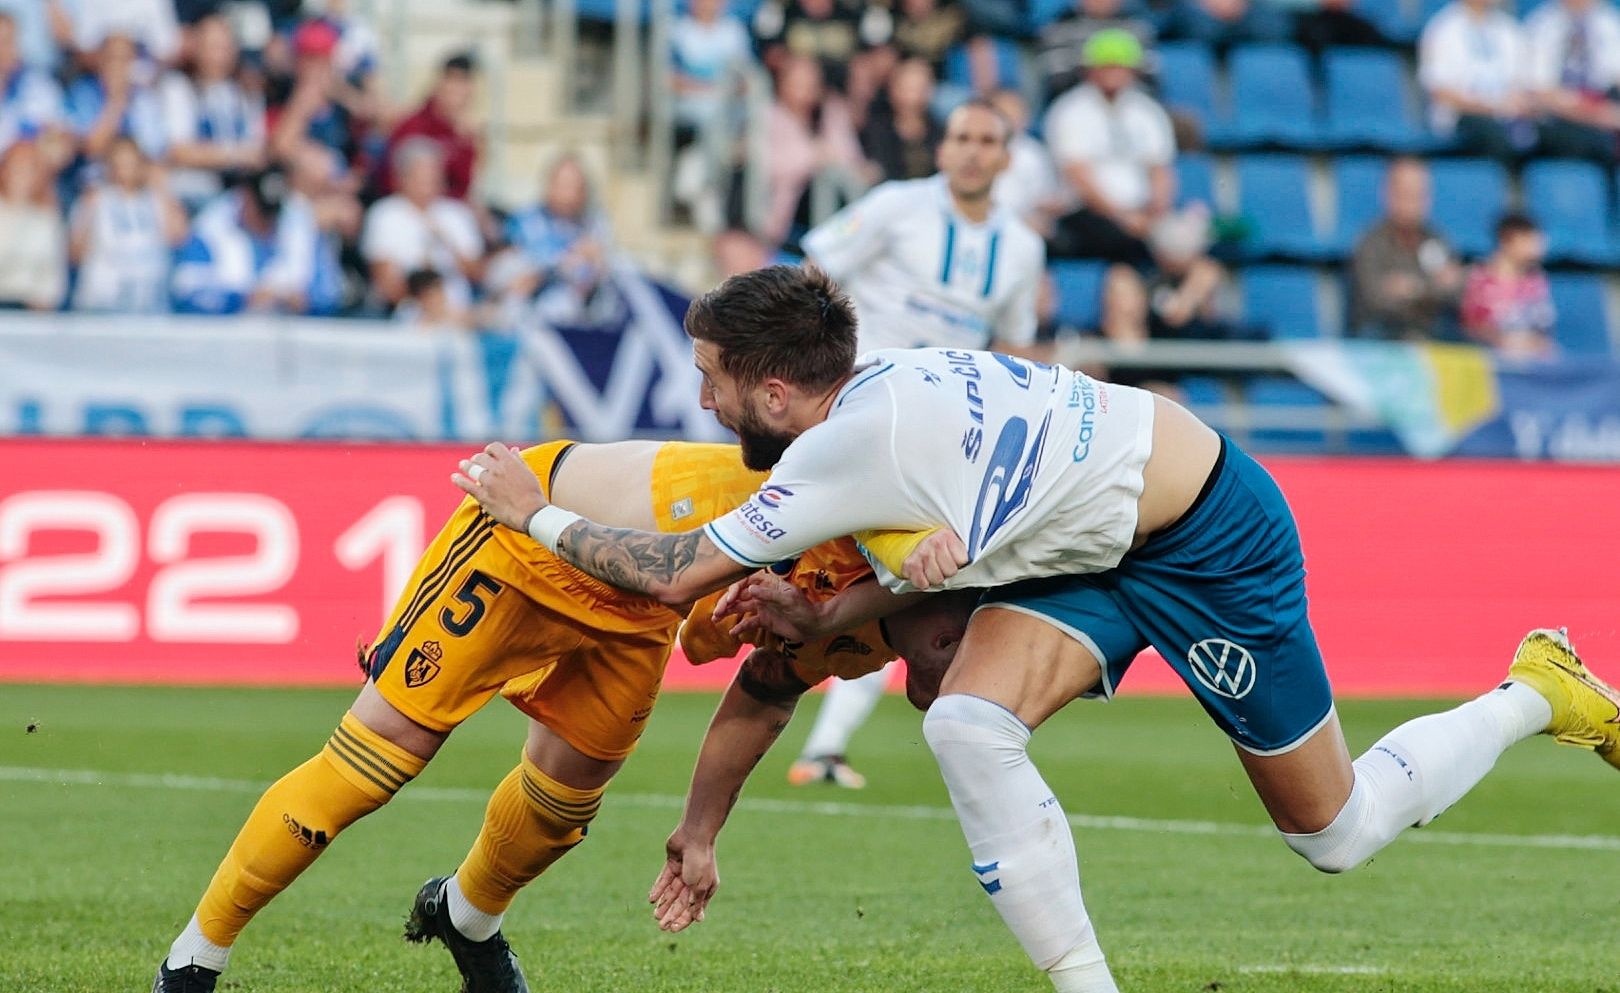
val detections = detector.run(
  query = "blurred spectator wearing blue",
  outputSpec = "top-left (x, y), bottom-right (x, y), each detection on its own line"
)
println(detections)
top-left (752, 0), bottom-right (893, 108)
top-left (315, 0), bottom-right (387, 122)
top-left (989, 86), bottom-right (1064, 230)
top-left (361, 137), bottom-right (483, 311)
top-left (269, 19), bottom-right (358, 170)
top-left (0, 141), bottom-right (67, 311)
top-left (171, 169), bottom-right (309, 314)
top-left (1525, 0), bottom-right (1620, 162)
top-left (67, 33), bottom-right (168, 164)
top-left (1044, 29), bottom-right (1175, 265)
top-left (0, 11), bottom-right (67, 162)
top-left (61, 0), bottom-right (181, 66)
top-left (498, 153), bottom-right (619, 324)
top-left (1037, 0), bottom-right (1156, 102)
top-left (1461, 212), bottom-right (1557, 358)
top-left (1349, 157), bottom-right (1464, 340)
top-left (670, 0), bottom-right (754, 135)
top-left (282, 140), bottom-right (356, 315)
top-left (861, 57), bottom-right (943, 181)
top-left (1166, 0), bottom-right (1291, 46)
top-left (1101, 204), bottom-right (1233, 344)
top-left (1420, 0), bottom-right (1537, 160)
top-left (68, 135), bottom-right (186, 313)
top-left (0, 0), bottom-right (62, 70)
top-left (159, 14), bottom-right (266, 206)
top-left (382, 52), bottom-right (480, 201)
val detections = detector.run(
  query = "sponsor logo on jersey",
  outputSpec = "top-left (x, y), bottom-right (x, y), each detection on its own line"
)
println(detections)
top-left (1071, 376), bottom-right (1099, 462)
top-left (670, 496), bottom-right (694, 521)
top-left (404, 641), bottom-right (443, 688)
top-left (737, 501), bottom-right (787, 541)
top-left (1186, 638), bottom-right (1257, 700)
top-left (756, 484), bottom-right (794, 509)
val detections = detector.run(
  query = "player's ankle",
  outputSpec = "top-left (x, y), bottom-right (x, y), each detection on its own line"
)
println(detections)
top-left (166, 915), bottom-right (231, 973)
top-left (446, 874), bottom-right (505, 941)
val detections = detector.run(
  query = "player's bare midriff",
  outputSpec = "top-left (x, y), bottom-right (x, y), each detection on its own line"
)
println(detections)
top-left (547, 440), bottom-right (664, 531)
top-left (1132, 393), bottom-right (1223, 547)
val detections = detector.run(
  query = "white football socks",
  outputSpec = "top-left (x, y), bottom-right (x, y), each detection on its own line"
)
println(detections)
top-left (1284, 681), bottom-right (1551, 872)
top-left (165, 914), bottom-right (230, 973)
top-left (446, 873), bottom-right (505, 941)
top-left (800, 661), bottom-right (895, 759)
top-left (924, 693), bottom-right (1118, 993)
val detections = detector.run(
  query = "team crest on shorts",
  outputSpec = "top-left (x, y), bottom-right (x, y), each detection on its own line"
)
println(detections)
top-left (405, 641), bottom-right (444, 688)
top-left (1187, 638), bottom-right (1256, 700)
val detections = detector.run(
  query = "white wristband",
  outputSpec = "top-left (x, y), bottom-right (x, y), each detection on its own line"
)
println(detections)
top-left (526, 505), bottom-right (583, 553)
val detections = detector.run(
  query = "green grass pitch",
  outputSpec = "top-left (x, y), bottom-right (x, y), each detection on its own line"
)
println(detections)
top-left (2, 683), bottom-right (1617, 993)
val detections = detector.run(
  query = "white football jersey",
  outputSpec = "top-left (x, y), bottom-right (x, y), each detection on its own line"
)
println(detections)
top-left (802, 176), bottom-right (1045, 352)
top-left (704, 348), bottom-right (1156, 592)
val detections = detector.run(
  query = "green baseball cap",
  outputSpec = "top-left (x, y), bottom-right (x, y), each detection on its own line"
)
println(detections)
top-left (1082, 28), bottom-right (1144, 70)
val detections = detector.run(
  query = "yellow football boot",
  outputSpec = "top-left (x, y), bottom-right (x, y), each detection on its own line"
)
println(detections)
top-left (1507, 628), bottom-right (1620, 769)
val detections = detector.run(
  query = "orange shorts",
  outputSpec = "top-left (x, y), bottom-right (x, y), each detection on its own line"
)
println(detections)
top-left (368, 440), bottom-right (767, 761)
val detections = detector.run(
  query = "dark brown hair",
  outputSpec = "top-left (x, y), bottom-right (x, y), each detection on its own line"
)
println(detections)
top-left (684, 264), bottom-right (858, 390)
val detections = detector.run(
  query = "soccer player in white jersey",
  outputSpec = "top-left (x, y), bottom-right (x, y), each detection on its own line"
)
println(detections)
top-left (788, 97), bottom-right (1048, 790)
top-left (452, 266), bottom-right (1620, 993)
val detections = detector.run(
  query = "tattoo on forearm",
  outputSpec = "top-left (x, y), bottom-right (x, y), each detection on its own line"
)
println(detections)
top-left (555, 521), bottom-right (710, 596)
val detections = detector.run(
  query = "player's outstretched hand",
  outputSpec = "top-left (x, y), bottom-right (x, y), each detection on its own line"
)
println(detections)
top-left (649, 829), bottom-right (718, 933)
top-left (451, 443), bottom-right (547, 532)
top-left (903, 528), bottom-right (968, 590)
top-left (715, 573), bottom-right (825, 642)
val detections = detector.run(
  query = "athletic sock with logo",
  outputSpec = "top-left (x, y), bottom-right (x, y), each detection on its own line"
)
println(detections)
top-left (452, 753), bottom-right (604, 937)
top-left (924, 694), bottom-right (1118, 993)
top-left (799, 662), bottom-right (893, 760)
top-left (166, 712), bottom-right (427, 970)
top-left (1282, 682), bottom-right (1550, 872)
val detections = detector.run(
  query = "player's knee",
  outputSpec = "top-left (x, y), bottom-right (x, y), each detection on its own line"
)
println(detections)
top-left (1279, 777), bottom-right (1371, 875)
top-left (924, 694), bottom-right (1031, 769)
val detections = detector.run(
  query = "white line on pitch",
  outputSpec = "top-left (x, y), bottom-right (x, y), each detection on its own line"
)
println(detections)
top-left (3, 765), bottom-right (1618, 853)
top-left (1236, 965), bottom-right (1386, 975)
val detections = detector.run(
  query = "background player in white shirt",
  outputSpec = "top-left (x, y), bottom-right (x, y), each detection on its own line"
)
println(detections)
top-left (453, 265), bottom-right (1620, 993)
top-left (791, 97), bottom-right (1048, 789)
top-left (803, 98), bottom-right (1046, 357)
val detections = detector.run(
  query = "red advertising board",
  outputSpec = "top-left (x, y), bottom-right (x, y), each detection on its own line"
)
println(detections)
top-left (1, 438), bottom-right (1617, 696)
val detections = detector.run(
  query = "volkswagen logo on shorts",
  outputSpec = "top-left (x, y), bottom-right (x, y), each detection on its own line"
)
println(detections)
top-left (1187, 639), bottom-right (1257, 700)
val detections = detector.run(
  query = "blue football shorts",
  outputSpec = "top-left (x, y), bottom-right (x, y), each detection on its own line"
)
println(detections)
top-left (982, 437), bottom-right (1336, 754)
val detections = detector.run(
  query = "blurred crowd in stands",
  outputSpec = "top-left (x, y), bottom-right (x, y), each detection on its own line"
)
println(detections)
top-left (0, 0), bottom-right (617, 330)
top-left (676, 0), bottom-right (1620, 357)
top-left (0, 0), bottom-right (1613, 359)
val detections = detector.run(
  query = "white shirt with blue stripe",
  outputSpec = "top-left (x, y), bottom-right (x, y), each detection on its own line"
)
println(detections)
top-left (802, 175), bottom-right (1045, 353)
top-left (703, 347), bottom-right (1156, 592)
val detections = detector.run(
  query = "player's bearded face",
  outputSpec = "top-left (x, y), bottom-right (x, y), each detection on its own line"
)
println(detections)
top-left (731, 399), bottom-right (794, 471)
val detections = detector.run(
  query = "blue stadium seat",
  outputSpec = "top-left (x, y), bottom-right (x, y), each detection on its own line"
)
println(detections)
top-left (1323, 48), bottom-right (1430, 152)
top-left (1176, 153), bottom-right (1215, 209)
top-left (1178, 376), bottom-right (1228, 406)
top-left (1213, 44), bottom-right (1322, 150)
top-left (944, 37), bottom-right (1025, 92)
top-left (1241, 265), bottom-right (1329, 338)
top-left (1548, 273), bottom-right (1613, 355)
top-left (1236, 155), bottom-right (1328, 260)
top-left (1428, 158), bottom-right (1509, 258)
top-left (1329, 156), bottom-right (1388, 255)
top-left (1522, 159), bottom-right (1620, 266)
top-left (1154, 41), bottom-right (1218, 132)
top-left (1049, 260), bottom-right (1109, 330)
top-left (1029, 0), bottom-right (1075, 30)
